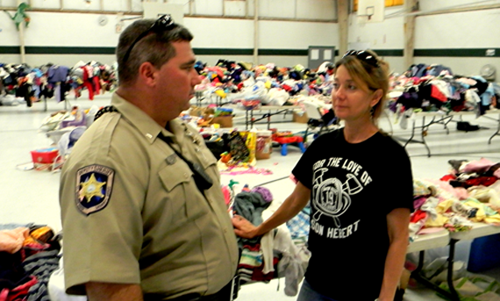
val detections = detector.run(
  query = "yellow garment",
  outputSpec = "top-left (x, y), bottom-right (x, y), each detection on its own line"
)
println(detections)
top-left (484, 215), bottom-right (500, 224)
top-left (425, 214), bottom-right (448, 227)
top-left (462, 199), bottom-right (486, 222)
top-left (436, 199), bottom-right (454, 214)
top-left (215, 89), bottom-right (226, 98)
top-left (23, 226), bottom-right (53, 245)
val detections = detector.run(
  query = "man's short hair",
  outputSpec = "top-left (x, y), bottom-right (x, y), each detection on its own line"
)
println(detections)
top-left (116, 18), bottom-right (193, 85)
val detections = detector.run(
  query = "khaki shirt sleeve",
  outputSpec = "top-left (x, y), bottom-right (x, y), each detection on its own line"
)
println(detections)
top-left (60, 114), bottom-right (146, 295)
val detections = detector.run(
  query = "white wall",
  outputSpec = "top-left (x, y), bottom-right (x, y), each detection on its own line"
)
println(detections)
top-left (347, 6), bottom-right (405, 73)
top-left (346, 1), bottom-right (500, 76)
top-left (414, 7), bottom-right (500, 76)
top-left (1, 0), bottom-right (500, 78)
top-left (0, 0), bottom-right (337, 67)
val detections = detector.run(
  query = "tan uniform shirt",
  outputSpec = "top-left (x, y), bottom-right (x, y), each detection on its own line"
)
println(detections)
top-left (59, 93), bottom-right (239, 299)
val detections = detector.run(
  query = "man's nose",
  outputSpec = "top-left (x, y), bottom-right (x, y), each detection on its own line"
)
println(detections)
top-left (192, 70), bottom-right (202, 85)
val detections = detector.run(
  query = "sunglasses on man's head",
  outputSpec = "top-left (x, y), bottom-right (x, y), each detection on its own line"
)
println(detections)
top-left (122, 14), bottom-right (177, 64)
top-left (342, 50), bottom-right (379, 67)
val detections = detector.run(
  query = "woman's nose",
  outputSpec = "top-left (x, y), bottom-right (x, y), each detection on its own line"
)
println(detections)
top-left (335, 85), bottom-right (346, 99)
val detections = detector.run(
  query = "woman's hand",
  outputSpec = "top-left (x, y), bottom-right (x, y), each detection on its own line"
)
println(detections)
top-left (231, 215), bottom-right (258, 239)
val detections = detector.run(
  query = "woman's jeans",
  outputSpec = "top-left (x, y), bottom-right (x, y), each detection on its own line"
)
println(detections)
top-left (297, 279), bottom-right (338, 301)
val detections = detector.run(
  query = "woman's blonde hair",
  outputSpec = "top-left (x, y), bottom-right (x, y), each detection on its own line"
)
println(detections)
top-left (334, 50), bottom-right (389, 124)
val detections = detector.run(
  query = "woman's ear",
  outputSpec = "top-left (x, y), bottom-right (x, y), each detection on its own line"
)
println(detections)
top-left (370, 89), bottom-right (383, 107)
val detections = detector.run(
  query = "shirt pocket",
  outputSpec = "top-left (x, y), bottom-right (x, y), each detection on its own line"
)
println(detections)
top-left (157, 161), bottom-right (192, 221)
top-left (157, 160), bottom-right (207, 222)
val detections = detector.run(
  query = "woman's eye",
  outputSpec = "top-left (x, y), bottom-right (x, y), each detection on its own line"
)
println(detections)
top-left (348, 85), bottom-right (357, 90)
top-left (333, 83), bottom-right (339, 89)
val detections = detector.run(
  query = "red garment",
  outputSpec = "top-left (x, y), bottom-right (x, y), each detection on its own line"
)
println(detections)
top-left (440, 174), bottom-right (456, 182)
top-left (282, 84), bottom-right (292, 92)
top-left (0, 276), bottom-right (37, 301)
top-left (431, 85), bottom-right (447, 102)
top-left (93, 76), bottom-right (101, 96)
top-left (81, 66), bottom-right (95, 100)
top-left (465, 176), bottom-right (498, 187)
top-left (250, 257), bottom-right (278, 282)
top-left (410, 209), bottom-right (427, 223)
top-left (82, 81), bottom-right (94, 100)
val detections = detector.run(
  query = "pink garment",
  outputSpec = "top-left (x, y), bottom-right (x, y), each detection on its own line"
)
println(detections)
top-left (0, 276), bottom-right (38, 301)
top-left (417, 227), bottom-right (446, 235)
top-left (413, 197), bottom-right (427, 210)
top-left (0, 227), bottom-right (29, 254)
top-left (424, 179), bottom-right (469, 200)
top-left (460, 158), bottom-right (495, 174)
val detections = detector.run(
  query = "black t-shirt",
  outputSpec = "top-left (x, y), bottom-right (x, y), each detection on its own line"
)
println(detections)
top-left (292, 129), bottom-right (414, 301)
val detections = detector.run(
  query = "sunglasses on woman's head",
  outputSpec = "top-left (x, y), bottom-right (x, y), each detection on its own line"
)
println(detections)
top-left (342, 50), bottom-right (379, 67)
top-left (122, 14), bottom-right (177, 64)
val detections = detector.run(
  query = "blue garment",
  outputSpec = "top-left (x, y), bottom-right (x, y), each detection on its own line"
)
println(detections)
top-left (297, 280), bottom-right (339, 301)
top-left (47, 66), bottom-right (69, 83)
top-left (31, 68), bottom-right (43, 78)
top-left (481, 83), bottom-right (495, 106)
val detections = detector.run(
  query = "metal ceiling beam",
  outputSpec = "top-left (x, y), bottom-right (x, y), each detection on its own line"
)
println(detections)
top-left (386, 2), bottom-right (500, 19)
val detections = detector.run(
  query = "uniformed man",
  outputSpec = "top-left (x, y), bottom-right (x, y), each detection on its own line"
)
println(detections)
top-left (59, 16), bottom-right (239, 301)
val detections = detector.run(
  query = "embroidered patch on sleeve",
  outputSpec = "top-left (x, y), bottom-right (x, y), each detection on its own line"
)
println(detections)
top-left (75, 165), bottom-right (114, 215)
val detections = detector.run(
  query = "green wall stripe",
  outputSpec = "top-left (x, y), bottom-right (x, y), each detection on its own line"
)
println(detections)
top-left (0, 46), bottom-right (21, 54)
top-left (414, 48), bottom-right (500, 57)
top-left (372, 49), bottom-right (403, 56)
top-left (259, 49), bottom-right (308, 56)
top-left (1, 46), bottom-right (499, 58)
top-left (193, 48), bottom-right (253, 55)
top-left (26, 46), bottom-right (116, 55)
top-left (194, 48), bottom-right (310, 56)
top-left (0, 46), bottom-right (116, 55)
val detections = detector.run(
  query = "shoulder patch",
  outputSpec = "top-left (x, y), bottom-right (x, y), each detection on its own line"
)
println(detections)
top-left (75, 165), bottom-right (114, 215)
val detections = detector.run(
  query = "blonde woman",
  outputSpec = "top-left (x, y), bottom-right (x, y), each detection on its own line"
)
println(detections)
top-left (232, 50), bottom-right (414, 301)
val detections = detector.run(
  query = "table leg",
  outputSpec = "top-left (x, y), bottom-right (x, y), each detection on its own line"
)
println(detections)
top-left (421, 116), bottom-right (431, 157)
top-left (410, 247), bottom-right (460, 301)
top-left (488, 113), bottom-right (500, 144)
top-left (447, 239), bottom-right (460, 301)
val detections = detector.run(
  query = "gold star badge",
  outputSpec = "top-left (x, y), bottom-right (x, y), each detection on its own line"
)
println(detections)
top-left (79, 173), bottom-right (106, 202)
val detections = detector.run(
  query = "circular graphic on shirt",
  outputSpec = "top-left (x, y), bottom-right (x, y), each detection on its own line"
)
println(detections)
top-left (313, 177), bottom-right (351, 227)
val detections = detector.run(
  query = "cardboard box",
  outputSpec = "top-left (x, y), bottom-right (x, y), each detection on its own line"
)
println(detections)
top-left (210, 116), bottom-right (233, 128)
top-left (293, 112), bottom-right (309, 123)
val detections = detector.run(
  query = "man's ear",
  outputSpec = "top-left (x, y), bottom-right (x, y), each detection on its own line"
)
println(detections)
top-left (138, 62), bottom-right (158, 87)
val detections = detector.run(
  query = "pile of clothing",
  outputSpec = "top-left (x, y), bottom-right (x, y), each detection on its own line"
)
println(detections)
top-left (232, 186), bottom-right (310, 297)
top-left (194, 60), bottom-right (334, 107)
top-left (409, 158), bottom-right (500, 240)
top-left (0, 61), bottom-right (117, 107)
top-left (0, 224), bottom-right (61, 300)
top-left (389, 64), bottom-right (500, 129)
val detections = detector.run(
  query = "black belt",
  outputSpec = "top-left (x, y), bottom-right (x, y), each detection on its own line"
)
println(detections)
top-left (148, 277), bottom-right (237, 301)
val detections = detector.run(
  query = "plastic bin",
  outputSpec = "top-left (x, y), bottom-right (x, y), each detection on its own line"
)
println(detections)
top-left (30, 147), bottom-right (59, 164)
top-left (467, 233), bottom-right (500, 273)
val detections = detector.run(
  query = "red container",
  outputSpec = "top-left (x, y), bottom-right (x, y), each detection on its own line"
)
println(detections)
top-left (30, 147), bottom-right (59, 164)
